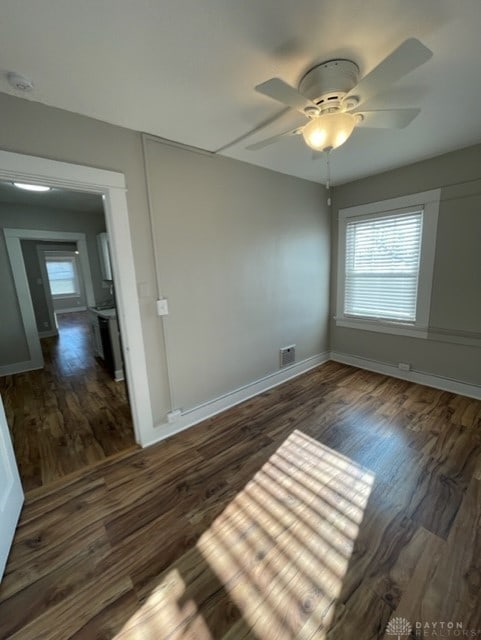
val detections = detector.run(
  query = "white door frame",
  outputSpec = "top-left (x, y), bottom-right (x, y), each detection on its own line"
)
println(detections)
top-left (0, 150), bottom-right (153, 445)
top-left (0, 395), bottom-right (23, 581)
top-left (4, 229), bottom-right (95, 365)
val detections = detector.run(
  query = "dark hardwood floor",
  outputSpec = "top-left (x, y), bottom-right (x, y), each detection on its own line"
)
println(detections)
top-left (0, 361), bottom-right (480, 639)
top-left (0, 311), bottom-right (136, 492)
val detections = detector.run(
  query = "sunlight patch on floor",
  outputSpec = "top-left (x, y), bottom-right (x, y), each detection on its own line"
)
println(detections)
top-left (114, 430), bottom-right (374, 639)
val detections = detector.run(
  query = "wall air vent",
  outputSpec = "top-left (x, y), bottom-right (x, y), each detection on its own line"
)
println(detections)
top-left (280, 345), bottom-right (296, 368)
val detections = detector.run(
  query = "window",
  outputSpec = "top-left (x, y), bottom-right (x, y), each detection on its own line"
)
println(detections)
top-left (344, 210), bottom-right (422, 322)
top-left (45, 253), bottom-right (81, 297)
top-left (336, 189), bottom-right (440, 338)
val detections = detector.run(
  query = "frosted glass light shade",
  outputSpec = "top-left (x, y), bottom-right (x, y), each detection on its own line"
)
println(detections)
top-left (302, 112), bottom-right (356, 152)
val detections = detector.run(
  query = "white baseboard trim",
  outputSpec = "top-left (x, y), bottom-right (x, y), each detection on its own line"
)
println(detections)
top-left (330, 351), bottom-right (481, 400)
top-left (55, 306), bottom-right (87, 314)
top-left (0, 360), bottom-right (43, 377)
top-left (143, 351), bottom-right (330, 447)
top-left (39, 329), bottom-right (58, 338)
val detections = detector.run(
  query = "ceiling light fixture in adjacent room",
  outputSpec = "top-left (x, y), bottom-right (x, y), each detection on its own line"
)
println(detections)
top-left (13, 182), bottom-right (51, 192)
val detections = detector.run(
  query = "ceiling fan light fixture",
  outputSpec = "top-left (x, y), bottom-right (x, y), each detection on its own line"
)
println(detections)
top-left (302, 112), bottom-right (357, 152)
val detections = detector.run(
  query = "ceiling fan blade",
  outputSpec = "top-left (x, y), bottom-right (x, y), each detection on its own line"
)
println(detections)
top-left (246, 127), bottom-right (302, 151)
top-left (255, 78), bottom-right (318, 114)
top-left (356, 108), bottom-right (420, 129)
top-left (345, 38), bottom-right (432, 106)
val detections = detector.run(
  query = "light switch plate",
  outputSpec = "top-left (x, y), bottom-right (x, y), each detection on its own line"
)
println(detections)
top-left (156, 298), bottom-right (169, 316)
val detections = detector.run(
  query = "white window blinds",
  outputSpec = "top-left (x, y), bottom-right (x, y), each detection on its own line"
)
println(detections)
top-left (344, 210), bottom-right (423, 322)
top-left (46, 256), bottom-right (80, 296)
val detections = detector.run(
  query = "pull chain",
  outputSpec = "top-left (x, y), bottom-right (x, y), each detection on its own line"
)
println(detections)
top-left (325, 151), bottom-right (332, 207)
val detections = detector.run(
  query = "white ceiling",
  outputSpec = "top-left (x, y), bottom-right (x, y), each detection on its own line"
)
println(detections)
top-left (1, 0), bottom-right (481, 184)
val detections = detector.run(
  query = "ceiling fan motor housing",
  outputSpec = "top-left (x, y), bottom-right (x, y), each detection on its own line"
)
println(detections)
top-left (299, 59), bottom-right (359, 112)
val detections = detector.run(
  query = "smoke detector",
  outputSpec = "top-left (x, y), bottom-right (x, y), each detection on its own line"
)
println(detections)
top-left (7, 72), bottom-right (33, 92)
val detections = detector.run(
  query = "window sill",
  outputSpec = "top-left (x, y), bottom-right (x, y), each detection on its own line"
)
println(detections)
top-left (335, 317), bottom-right (428, 339)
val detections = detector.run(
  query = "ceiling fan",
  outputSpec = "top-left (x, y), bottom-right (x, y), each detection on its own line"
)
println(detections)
top-left (247, 38), bottom-right (432, 153)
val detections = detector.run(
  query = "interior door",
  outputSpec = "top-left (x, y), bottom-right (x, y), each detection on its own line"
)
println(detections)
top-left (0, 395), bottom-right (24, 581)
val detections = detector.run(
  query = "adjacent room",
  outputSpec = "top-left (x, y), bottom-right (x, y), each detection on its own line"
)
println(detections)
top-left (0, 2), bottom-right (480, 639)
top-left (0, 182), bottom-right (135, 490)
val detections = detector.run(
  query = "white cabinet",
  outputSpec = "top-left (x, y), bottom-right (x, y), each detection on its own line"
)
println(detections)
top-left (97, 232), bottom-right (113, 281)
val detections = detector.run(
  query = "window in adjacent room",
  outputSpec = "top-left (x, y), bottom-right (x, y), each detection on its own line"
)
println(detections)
top-left (45, 252), bottom-right (81, 298)
top-left (336, 189), bottom-right (441, 337)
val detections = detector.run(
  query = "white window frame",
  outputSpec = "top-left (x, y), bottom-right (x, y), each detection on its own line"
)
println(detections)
top-left (44, 251), bottom-right (81, 298)
top-left (336, 188), bottom-right (441, 338)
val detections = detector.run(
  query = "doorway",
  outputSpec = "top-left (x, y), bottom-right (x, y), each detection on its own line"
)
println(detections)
top-left (0, 182), bottom-right (138, 490)
top-left (0, 152), bottom-right (152, 490)
top-left (41, 244), bottom-right (88, 330)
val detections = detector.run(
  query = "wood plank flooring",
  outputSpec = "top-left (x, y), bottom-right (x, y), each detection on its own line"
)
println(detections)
top-left (1, 361), bottom-right (481, 639)
top-left (0, 312), bottom-right (136, 491)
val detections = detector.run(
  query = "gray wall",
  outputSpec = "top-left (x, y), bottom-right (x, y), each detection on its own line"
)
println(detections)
top-left (0, 204), bottom-right (107, 364)
top-left (0, 91), bottom-right (169, 423)
top-left (144, 139), bottom-right (330, 410)
top-left (2, 87), bottom-right (477, 427)
top-left (330, 144), bottom-right (481, 386)
top-left (0, 92), bottom-right (330, 424)
top-left (0, 230), bottom-right (29, 363)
